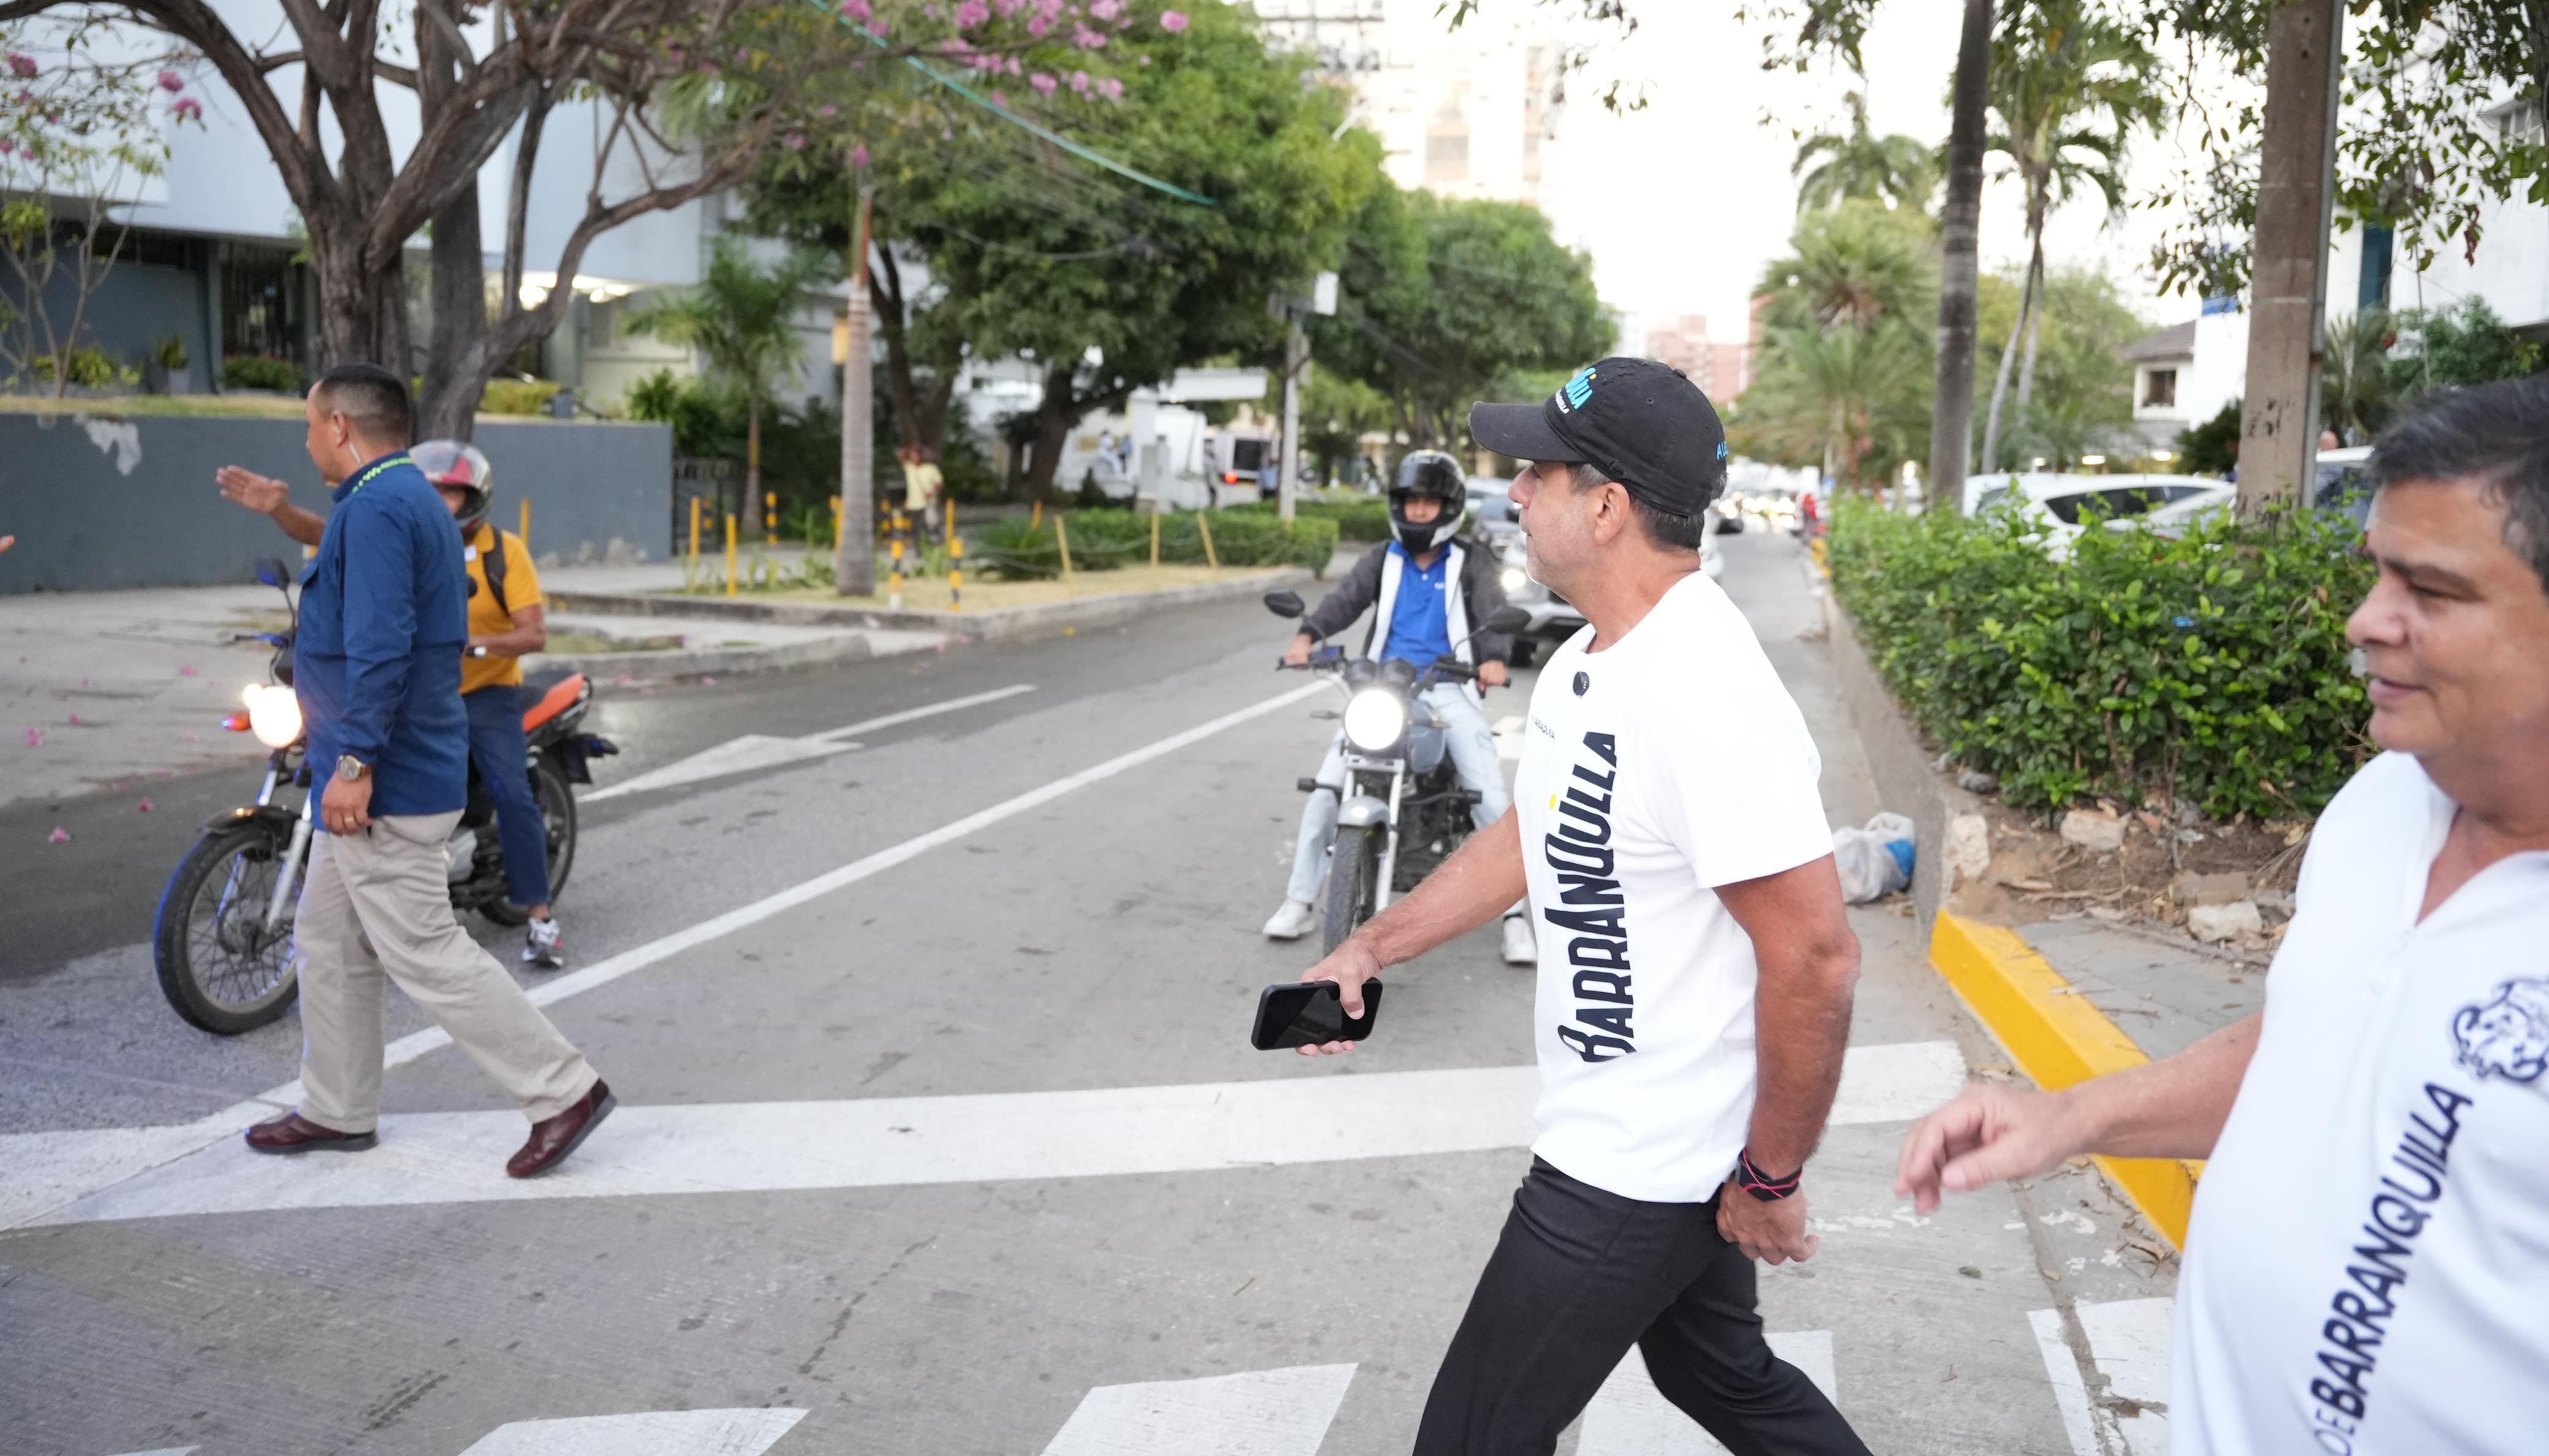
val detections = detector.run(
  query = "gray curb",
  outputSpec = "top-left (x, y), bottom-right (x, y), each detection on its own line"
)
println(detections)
top-left (548, 566), bottom-right (1314, 644)
top-left (1822, 587), bottom-right (1983, 930)
top-left (525, 631), bottom-right (876, 684)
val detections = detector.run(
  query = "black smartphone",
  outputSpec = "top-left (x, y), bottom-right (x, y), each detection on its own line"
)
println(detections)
top-left (1252, 979), bottom-right (1382, 1050)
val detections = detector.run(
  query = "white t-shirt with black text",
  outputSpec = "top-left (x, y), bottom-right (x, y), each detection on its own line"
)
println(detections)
top-left (2172, 751), bottom-right (2549, 1455)
top-left (1512, 570), bottom-right (1833, 1203)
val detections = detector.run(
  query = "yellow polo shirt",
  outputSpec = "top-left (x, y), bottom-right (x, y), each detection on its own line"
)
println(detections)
top-left (461, 523), bottom-right (543, 695)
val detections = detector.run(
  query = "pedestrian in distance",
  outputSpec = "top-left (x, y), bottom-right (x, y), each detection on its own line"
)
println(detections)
top-left (218, 439), bottom-right (569, 967)
top-left (1894, 374), bottom-right (2549, 1455)
top-left (1295, 358), bottom-right (1873, 1456)
top-left (899, 444), bottom-right (944, 534)
top-left (233, 364), bottom-right (613, 1179)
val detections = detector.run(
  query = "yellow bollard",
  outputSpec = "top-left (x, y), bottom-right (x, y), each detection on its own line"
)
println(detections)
top-left (724, 512), bottom-right (738, 598)
top-left (888, 509), bottom-right (906, 609)
top-left (948, 534), bottom-right (964, 614)
top-left (766, 491), bottom-right (778, 539)
top-left (1196, 511), bottom-right (1220, 577)
top-left (830, 497), bottom-right (843, 553)
top-left (1054, 514), bottom-right (1075, 595)
top-left (1149, 509), bottom-right (1160, 571)
top-left (1030, 499), bottom-right (1043, 532)
top-left (518, 496), bottom-right (531, 552)
top-left (688, 496), bottom-right (703, 564)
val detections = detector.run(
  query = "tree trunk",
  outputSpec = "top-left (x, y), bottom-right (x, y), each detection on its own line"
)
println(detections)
top-left (2011, 231), bottom-right (2048, 434)
top-left (1024, 364), bottom-right (1079, 498)
top-left (745, 397), bottom-right (765, 535)
top-left (1979, 261), bottom-right (2035, 476)
top-left (415, 9), bottom-right (485, 442)
top-left (838, 187), bottom-right (876, 596)
top-left (1928, 0), bottom-right (1994, 513)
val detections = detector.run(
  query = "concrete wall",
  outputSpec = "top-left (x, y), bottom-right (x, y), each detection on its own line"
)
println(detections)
top-left (0, 412), bottom-right (672, 593)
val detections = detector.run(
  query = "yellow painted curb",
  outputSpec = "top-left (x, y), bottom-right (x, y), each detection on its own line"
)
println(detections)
top-left (1928, 912), bottom-right (2204, 1249)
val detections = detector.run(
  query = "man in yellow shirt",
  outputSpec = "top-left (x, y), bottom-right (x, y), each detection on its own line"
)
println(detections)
top-left (900, 444), bottom-right (944, 532)
top-left (414, 441), bottom-right (568, 970)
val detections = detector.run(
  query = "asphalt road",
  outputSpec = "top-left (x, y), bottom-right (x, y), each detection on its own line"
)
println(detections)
top-left (0, 531), bottom-right (2178, 1456)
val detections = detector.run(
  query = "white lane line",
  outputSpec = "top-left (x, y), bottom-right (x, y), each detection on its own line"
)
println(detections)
top-left (580, 734), bottom-right (857, 802)
top-left (105, 1449), bottom-right (200, 1455)
top-left (582, 682), bottom-right (1036, 802)
top-left (457, 1408), bottom-right (806, 1456)
top-left (803, 681), bottom-right (1038, 744)
top-left (2030, 1298), bottom-right (2173, 1456)
top-left (1039, 1364), bottom-right (1356, 1456)
top-left (1578, 1331), bottom-right (1835, 1455)
top-left (0, 682), bottom-right (1321, 1233)
top-left (31, 1044), bottom-right (1961, 1227)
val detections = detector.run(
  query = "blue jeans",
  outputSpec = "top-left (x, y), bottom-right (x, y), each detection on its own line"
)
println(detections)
top-left (464, 685), bottom-right (551, 909)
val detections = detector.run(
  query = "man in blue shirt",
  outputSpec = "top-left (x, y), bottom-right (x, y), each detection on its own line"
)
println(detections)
top-left (237, 364), bottom-right (613, 1180)
top-left (1267, 450), bottom-right (1534, 964)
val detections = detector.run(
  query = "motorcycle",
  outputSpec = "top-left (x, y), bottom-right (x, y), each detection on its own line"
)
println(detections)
top-left (1266, 589), bottom-right (1531, 953)
top-left (152, 557), bottom-right (617, 1034)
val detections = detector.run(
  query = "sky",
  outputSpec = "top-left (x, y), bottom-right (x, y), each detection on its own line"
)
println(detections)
top-left (1530, 1), bottom-right (2216, 352)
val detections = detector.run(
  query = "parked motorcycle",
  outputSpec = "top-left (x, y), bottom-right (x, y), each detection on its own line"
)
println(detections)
top-left (152, 557), bottom-right (617, 1034)
top-left (1266, 590), bottom-right (1531, 953)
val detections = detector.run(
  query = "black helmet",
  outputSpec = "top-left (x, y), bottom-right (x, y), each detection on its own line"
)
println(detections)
top-left (1389, 450), bottom-right (1466, 555)
top-left (412, 439), bottom-right (494, 535)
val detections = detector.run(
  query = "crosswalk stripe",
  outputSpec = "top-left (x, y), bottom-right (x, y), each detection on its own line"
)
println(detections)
top-left (0, 682), bottom-right (1327, 1232)
top-left (1577, 1330), bottom-right (1835, 1455)
top-left (25, 1042), bottom-right (1965, 1227)
top-left (104, 1448), bottom-right (199, 1455)
top-left (1039, 1364), bottom-right (1356, 1456)
top-left (2030, 1297), bottom-right (2173, 1456)
top-left (454, 1408), bottom-right (806, 1456)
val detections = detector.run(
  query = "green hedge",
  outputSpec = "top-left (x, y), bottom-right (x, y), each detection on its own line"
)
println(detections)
top-left (1224, 495), bottom-right (1394, 542)
top-left (1826, 498), bottom-right (2375, 820)
top-left (976, 509), bottom-right (1338, 580)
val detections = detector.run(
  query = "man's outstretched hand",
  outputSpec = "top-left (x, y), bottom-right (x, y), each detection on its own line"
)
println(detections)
top-left (1295, 938), bottom-right (1382, 1057)
top-left (1894, 1084), bottom-right (2088, 1214)
top-left (217, 466), bottom-right (288, 515)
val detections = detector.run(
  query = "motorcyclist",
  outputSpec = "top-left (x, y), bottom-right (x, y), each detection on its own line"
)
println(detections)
top-left (1265, 450), bottom-right (1537, 965)
top-left (412, 440), bottom-right (568, 971)
top-left (214, 442), bottom-right (568, 969)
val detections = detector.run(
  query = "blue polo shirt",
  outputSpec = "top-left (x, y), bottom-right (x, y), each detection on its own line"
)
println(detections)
top-left (1378, 542), bottom-right (1454, 668)
top-left (293, 450), bottom-right (471, 821)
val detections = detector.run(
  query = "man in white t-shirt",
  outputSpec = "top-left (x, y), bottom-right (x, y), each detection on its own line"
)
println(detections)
top-left (1295, 358), bottom-right (1873, 1456)
top-left (1895, 376), bottom-right (2549, 1454)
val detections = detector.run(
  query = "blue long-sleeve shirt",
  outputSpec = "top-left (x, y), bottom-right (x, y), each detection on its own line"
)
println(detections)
top-left (293, 450), bottom-right (470, 820)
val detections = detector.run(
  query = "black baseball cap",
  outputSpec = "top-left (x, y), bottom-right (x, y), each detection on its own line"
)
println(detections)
top-left (1467, 357), bottom-right (1729, 514)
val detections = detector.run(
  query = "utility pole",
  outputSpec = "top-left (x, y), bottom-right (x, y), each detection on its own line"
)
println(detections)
top-left (2235, 0), bottom-right (2344, 515)
top-left (1927, 0), bottom-right (1993, 514)
top-left (836, 186), bottom-right (877, 596)
top-left (1278, 317), bottom-right (1308, 524)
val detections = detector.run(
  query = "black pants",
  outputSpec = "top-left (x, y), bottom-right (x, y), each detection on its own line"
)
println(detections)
top-left (1414, 1159), bottom-right (1872, 1456)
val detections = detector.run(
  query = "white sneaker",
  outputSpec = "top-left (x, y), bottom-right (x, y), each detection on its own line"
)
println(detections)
top-left (1262, 899), bottom-right (1317, 940)
top-left (523, 916), bottom-right (566, 971)
top-left (1501, 913), bottom-right (1537, 965)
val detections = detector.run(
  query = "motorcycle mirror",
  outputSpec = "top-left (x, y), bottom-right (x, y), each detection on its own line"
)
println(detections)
top-left (1263, 590), bottom-right (1305, 619)
top-left (252, 558), bottom-right (290, 590)
top-left (1485, 605), bottom-right (1531, 636)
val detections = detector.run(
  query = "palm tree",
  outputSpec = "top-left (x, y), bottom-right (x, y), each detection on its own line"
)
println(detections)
top-left (625, 237), bottom-right (829, 535)
top-left (1976, 1), bottom-right (2164, 474)
top-left (1756, 322), bottom-right (1926, 495)
top-left (1792, 91), bottom-right (1940, 214)
top-left (1756, 201), bottom-right (1937, 335)
top-left (2320, 310), bottom-right (2394, 445)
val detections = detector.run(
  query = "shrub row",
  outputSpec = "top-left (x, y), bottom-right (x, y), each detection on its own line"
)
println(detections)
top-left (1825, 498), bottom-right (2376, 820)
top-left (1222, 495), bottom-right (1394, 542)
top-left (975, 509), bottom-right (1338, 580)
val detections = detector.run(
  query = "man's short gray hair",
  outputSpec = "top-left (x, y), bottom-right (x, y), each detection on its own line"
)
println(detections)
top-left (1571, 462), bottom-right (1707, 552)
top-left (2370, 375), bottom-right (2549, 594)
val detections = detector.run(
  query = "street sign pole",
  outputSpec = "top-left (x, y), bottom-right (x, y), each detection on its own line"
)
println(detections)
top-left (837, 185), bottom-right (877, 596)
top-left (2235, 0), bottom-right (2344, 515)
top-left (1278, 315), bottom-right (1307, 524)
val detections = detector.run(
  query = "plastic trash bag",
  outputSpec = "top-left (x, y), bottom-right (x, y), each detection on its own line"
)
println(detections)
top-left (1832, 812), bottom-right (1916, 904)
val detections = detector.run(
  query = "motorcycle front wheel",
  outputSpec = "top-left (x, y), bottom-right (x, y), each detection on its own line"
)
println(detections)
top-left (480, 757), bottom-right (578, 926)
top-left (153, 823), bottom-right (302, 1034)
top-left (1321, 822), bottom-right (1384, 955)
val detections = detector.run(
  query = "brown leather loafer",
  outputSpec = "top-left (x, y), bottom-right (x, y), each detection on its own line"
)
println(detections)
top-left (244, 1111), bottom-right (377, 1155)
top-left (507, 1079), bottom-right (615, 1179)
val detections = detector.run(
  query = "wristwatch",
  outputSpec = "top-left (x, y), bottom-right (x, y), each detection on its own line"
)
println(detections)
top-left (336, 755), bottom-right (371, 783)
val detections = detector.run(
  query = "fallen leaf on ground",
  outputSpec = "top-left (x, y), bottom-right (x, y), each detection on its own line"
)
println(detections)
top-left (47, 827), bottom-right (69, 843)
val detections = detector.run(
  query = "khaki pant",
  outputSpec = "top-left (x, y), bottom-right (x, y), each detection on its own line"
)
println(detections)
top-left (293, 810), bottom-right (598, 1132)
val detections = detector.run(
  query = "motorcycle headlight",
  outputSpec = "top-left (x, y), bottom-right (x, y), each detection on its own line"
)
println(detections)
top-left (242, 684), bottom-right (303, 749)
top-left (1342, 690), bottom-right (1408, 752)
top-left (1500, 566), bottom-right (1528, 593)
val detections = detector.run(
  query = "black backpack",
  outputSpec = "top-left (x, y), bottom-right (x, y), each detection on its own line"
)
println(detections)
top-left (476, 526), bottom-right (517, 617)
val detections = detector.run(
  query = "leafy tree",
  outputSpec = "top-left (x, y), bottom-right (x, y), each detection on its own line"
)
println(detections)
top-left (1791, 90), bottom-right (1938, 213)
top-left (1298, 371), bottom-right (1392, 487)
top-left (1313, 184), bottom-right (1611, 452)
top-left (1733, 320), bottom-right (1929, 492)
top-left (1975, 0), bottom-right (2163, 474)
top-left (1975, 266), bottom-right (2142, 469)
top-left (1754, 200), bottom-right (1936, 334)
top-left (2176, 398), bottom-right (2242, 476)
top-left (623, 239), bottom-right (830, 534)
top-left (2383, 296), bottom-right (2546, 398)
top-left (2320, 309), bottom-right (2395, 445)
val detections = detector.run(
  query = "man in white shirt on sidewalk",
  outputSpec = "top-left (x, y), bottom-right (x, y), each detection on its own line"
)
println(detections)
top-left (1896, 375), bottom-right (2549, 1454)
top-left (1295, 358), bottom-right (1873, 1455)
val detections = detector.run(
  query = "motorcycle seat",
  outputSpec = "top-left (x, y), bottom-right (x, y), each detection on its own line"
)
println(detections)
top-left (521, 671), bottom-right (588, 732)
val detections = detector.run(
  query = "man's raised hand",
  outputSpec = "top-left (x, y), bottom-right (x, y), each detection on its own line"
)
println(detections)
top-left (217, 466), bottom-right (288, 515)
top-left (1893, 1084), bottom-right (2086, 1214)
